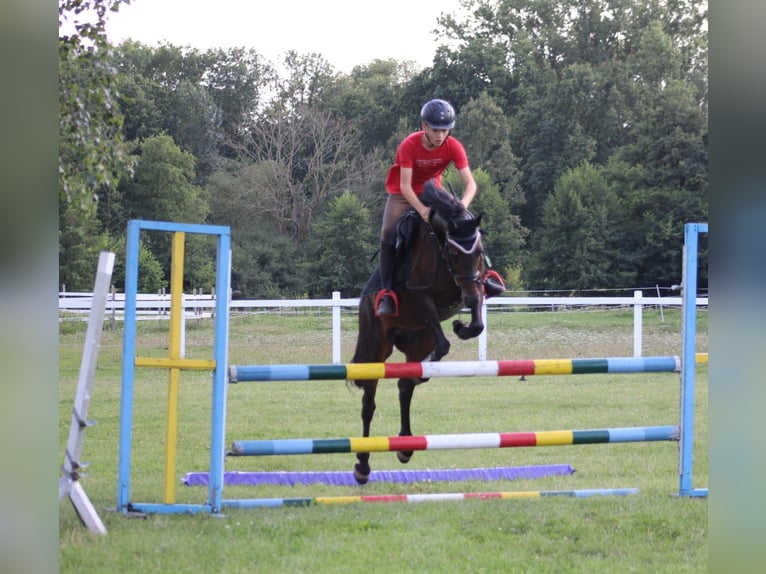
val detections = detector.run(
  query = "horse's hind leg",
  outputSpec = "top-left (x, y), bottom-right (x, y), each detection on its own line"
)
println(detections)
top-left (351, 292), bottom-right (393, 484)
top-left (396, 377), bottom-right (417, 464)
top-left (354, 380), bottom-right (378, 484)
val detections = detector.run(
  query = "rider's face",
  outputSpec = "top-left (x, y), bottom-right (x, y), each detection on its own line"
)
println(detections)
top-left (422, 124), bottom-right (450, 148)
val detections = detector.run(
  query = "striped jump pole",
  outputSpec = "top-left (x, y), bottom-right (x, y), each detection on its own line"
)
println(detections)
top-left (219, 488), bottom-right (640, 509)
top-left (228, 356), bottom-right (680, 383)
top-left (229, 425), bottom-right (679, 456)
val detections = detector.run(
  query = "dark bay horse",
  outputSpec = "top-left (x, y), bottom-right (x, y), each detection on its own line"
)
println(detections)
top-left (350, 181), bottom-right (489, 484)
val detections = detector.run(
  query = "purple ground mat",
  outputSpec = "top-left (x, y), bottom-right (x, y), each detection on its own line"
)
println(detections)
top-left (182, 464), bottom-right (575, 487)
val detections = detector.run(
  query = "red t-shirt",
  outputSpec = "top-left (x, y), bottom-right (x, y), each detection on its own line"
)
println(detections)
top-left (385, 131), bottom-right (469, 195)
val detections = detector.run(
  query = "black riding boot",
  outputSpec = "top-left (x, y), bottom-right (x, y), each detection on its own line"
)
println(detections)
top-left (375, 244), bottom-right (397, 316)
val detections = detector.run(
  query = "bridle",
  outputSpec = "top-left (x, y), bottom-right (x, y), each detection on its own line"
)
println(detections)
top-left (443, 230), bottom-right (484, 287)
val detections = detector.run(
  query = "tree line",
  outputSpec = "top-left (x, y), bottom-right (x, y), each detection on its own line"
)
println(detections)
top-left (59, 0), bottom-right (708, 298)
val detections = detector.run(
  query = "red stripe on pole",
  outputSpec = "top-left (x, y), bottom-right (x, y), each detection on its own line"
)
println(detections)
top-left (465, 492), bottom-right (503, 500)
top-left (361, 495), bottom-right (408, 503)
top-left (389, 435), bottom-right (428, 452)
top-left (499, 432), bottom-right (537, 447)
top-left (497, 360), bottom-right (535, 376)
top-left (385, 363), bottom-right (424, 379)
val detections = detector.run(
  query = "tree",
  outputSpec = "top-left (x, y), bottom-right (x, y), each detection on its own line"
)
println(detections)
top-left (114, 134), bottom-right (214, 289)
top-left (227, 222), bottom-right (306, 299)
top-left (202, 47), bottom-right (273, 150)
top-left (114, 42), bottom-right (224, 178)
top-left (273, 51), bottom-right (339, 113)
top-left (435, 0), bottom-right (708, 243)
top-left (322, 59), bottom-right (414, 154)
top-left (59, 0), bottom-right (134, 206)
top-left (455, 91), bottom-right (524, 209)
top-left (304, 192), bottom-right (377, 297)
top-left (233, 106), bottom-right (384, 242)
top-left (525, 162), bottom-right (633, 292)
top-left (206, 159), bottom-right (308, 298)
top-left (59, 197), bottom-right (104, 291)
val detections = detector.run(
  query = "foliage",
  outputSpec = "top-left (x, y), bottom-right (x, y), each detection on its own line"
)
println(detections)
top-left (59, 196), bottom-right (104, 291)
top-left (231, 105), bottom-right (384, 243)
top-left (227, 223), bottom-right (306, 299)
top-left (113, 42), bottom-right (273, 176)
top-left (456, 91), bottom-right (523, 209)
top-left (57, 0), bottom-right (707, 295)
top-left (58, 0), bottom-right (135, 206)
top-left (304, 192), bottom-right (378, 297)
top-left (525, 162), bottom-right (634, 292)
top-left (102, 233), bottom-right (166, 293)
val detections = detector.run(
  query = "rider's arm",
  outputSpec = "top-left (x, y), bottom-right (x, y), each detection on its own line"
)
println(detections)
top-left (399, 167), bottom-right (431, 222)
top-left (457, 166), bottom-right (478, 210)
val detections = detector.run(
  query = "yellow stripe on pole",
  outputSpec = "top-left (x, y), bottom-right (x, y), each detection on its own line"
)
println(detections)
top-left (499, 491), bottom-right (542, 499)
top-left (349, 437), bottom-right (390, 452)
top-left (345, 363), bottom-right (386, 380)
top-left (135, 357), bottom-right (216, 370)
top-left (316, 496), bottom-right (362, 505)
top-left (533, 359), bottom-right (573, 375)
top-left (535, 430), bottom-right (574, 446)
top-left (164, 231), bottom-right (185, 504)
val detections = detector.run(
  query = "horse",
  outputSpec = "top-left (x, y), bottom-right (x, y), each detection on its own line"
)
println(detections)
top-left (349, 180), bottom-right (491, 484)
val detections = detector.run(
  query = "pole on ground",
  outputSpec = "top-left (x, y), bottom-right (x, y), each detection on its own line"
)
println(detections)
top-left (59, 251), bottom-right (115, 534)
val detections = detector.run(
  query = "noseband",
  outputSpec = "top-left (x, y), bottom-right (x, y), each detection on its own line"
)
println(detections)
top-left (444, 231), bottom-right (483, 286)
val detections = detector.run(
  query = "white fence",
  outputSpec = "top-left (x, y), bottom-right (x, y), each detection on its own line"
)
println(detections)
top-left (60, 290), bottom-right (708, 363)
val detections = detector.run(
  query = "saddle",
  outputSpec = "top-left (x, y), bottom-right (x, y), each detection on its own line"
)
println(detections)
top-left (388, 210), bottom-right (420, 287)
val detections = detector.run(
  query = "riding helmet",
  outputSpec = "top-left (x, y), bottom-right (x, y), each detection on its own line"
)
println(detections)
top-left (420, 99), bottom-right (456, 130)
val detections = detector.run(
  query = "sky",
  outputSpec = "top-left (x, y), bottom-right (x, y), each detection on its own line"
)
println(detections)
top-left (106, 0), bottom-right (468, 73)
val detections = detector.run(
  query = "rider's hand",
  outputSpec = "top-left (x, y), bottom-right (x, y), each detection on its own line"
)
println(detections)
top-left (420, 207), bottom-right (431, 222)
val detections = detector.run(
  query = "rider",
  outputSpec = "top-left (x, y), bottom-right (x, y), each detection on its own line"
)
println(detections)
top-left (375, 98), bottom-right (479, 317)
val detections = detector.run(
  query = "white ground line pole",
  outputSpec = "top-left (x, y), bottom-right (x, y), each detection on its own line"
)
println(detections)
top-left (58, 251), bottom-right (115, 534)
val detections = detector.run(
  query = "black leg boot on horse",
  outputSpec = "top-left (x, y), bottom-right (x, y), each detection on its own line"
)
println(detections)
top-left (375, 243), bottom-right (399, 316)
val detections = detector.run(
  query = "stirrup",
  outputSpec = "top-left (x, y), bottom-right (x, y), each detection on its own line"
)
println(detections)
top-left (483, 270), bottom-right (506, 297)
top-left (374, 290), bottom-right (399, 317)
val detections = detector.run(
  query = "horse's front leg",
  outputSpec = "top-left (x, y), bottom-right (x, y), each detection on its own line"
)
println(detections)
top-left (353, 380), bottom-right (378, 484)
top-left (424, 317), bottom-right (451, 361)
top-left (396, 377), bottom-right (417, 464)
top-left (453, 286), bottom-right (485, 340)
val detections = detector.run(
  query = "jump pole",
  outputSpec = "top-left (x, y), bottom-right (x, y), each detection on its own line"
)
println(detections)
top-left (221, 488), bottom-right (641, 509)
top-left (228, 355), bottom-right (681, 382)
top-left (229, 425), bottom-right (679, 456)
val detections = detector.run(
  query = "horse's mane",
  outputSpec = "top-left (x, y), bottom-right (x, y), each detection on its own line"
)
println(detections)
top-left (420, 179), bottom-right (480, 248)
top-left (420, 180), bottom-right (466, 220)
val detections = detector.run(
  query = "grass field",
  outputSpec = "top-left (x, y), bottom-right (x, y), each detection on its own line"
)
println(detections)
top-left (59, 307), bottom-right (708, 573)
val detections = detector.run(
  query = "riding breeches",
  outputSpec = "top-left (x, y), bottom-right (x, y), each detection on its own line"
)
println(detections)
top-left (380, 194), bottom-right (416, 246)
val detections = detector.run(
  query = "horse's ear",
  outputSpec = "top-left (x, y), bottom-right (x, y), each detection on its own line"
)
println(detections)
top-left (430, 211), bottom-right (449, 234)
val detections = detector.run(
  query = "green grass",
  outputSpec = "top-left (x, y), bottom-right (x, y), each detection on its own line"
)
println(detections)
top-left (59, 308), bottom-right (708, 573)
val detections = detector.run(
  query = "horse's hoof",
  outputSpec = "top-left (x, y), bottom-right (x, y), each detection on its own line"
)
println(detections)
top-left (396, 451), bottom-right (412, 464)
top-left (353, 464), bottom-right (370, 485)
